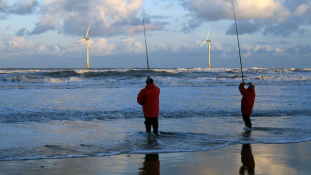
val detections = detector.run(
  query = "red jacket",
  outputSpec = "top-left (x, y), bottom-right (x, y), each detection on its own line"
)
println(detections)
top-left (137, 84), bottom-right (160, 118)
top-left (239, 83), bottom-right (255, 116)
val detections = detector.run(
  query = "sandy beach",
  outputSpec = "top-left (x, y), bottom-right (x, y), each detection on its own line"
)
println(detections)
top-left (1, 141), bottom-right (310, 175)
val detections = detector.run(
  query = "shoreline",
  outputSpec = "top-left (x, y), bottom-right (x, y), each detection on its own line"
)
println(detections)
top-left (1, 141), bottom-right (311, 175)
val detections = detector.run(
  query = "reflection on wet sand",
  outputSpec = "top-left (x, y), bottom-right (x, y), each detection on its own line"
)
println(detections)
top-left (139, 154), bottom-right (160, 175)
top-left (239, 144), bottom-right (255, 175)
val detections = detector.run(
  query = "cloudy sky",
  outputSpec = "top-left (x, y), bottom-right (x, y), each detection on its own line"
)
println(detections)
top-left (0, 0), bottom-right (310, 68)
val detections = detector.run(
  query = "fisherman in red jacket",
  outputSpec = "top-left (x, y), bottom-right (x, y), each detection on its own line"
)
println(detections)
top-left (137, 77), bottom-right (160, 135)
top-left (239, 82), bottom-right (255, 128)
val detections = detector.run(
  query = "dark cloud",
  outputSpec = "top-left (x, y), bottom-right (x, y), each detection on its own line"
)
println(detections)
top-left (10, 0), bottom-right (38, 15)
top-left (0, 0), bottom-right (38, 15)
top-left (0, 0), bottom-right (9, 12)
top-left (296, 45), bottom-right (311, 54)
top-left (15, 28), bottom-right (27, 36)
top-left (283, 0), bottom-right (310, 11)
top-left (28, 21), bottom-right (56, 35)
top-left (64, 0), bottom-right (89, 12)
top-left (263, 16), bottom-right (306, 36)
top-left (180, 0), bottom-right (311, 36)
top-left (149, 15), bottom-right (169, 20)
top-left (27, 1), bottom-right (164, 37)
top-left (129, 17), bottom-right (143, 26)
top-left (255, 41), bottom-right (289, 45)
top-left (263, 0), bottom-right (311, 36)
top-left (285, 44), bottom-right (311, 54)
top-left (59, 14), bottom-right (165, 37)
top-left (273, 41), bottom-right (290, 45)
top-left (226, 20), bottom-right (261, 35)
top-left (63, 17), bottom-right (121, 37)
top-left (244, 1), bottom-right (311, 36)
top-left (180, 0), bottom-right (232, 21)
top-left (182, 19), bottom-right (202, 33)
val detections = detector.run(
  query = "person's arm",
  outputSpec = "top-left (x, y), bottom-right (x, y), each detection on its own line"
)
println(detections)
top-left (137, 89), bottom-right (144, 105)
top-left (239, 82), bottom-right (247, 95)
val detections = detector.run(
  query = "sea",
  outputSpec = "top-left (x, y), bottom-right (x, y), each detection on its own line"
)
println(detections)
top-left (0, 67), bottom-right (310, 160)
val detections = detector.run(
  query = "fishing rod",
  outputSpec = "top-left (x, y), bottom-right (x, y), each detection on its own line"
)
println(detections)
top-left (231, 0), bottom-right (244, 82)
top-left (142, 14), bottom-right (150, 80)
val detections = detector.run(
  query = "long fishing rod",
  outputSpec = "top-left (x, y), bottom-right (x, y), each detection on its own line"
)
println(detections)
top-left (231, 0), bottom-right (244, 82)
top-left (142, 14), bottom-right (150, 78)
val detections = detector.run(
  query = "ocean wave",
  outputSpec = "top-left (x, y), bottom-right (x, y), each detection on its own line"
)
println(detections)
top-left (1, 119), bottom-right (310, 161)
top-left (1, 68), bottom-right (311, 88)
top-left (1, 109), bottom-right (311, 123)
top-left (0, 69), bottom-right (46, 74)
top-left (252, 75), bottom-right (311, 81)
top-left (252, 75), bottom-right (274, 80)
top-left (3, 76), bottom-right (85, 83)
top-left (1, 77), bottom-right (311, 90)
top-left (1, 67), bottom-right (311, 74)
top-left (74, 69), bottom-right (134, 74)
top-left (2, 137), bottom-right (310, 161)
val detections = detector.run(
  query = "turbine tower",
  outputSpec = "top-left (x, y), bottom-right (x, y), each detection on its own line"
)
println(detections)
top-left (76, 24), bottom-right (93, 68)
top-left (200, 26), bottom-right (213, 68)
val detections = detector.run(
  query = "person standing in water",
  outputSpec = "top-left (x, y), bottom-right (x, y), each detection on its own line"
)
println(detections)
top-left (137, 77), bottom-right (160, 135)
top-left (239, 82), bottom-right (255, 128)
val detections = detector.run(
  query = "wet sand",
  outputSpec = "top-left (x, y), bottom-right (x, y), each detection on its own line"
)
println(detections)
top-left (0, 141), bottom-right (310, 175)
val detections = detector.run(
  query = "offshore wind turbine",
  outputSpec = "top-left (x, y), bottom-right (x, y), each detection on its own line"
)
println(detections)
top-left (200, 26), bottom-right (213, 68)
top-left (76, 24), bottom-right (93, 68)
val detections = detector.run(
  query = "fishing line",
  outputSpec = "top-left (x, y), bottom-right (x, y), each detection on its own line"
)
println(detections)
top-left (231, 0), bottom-right (244, 82)
top-left (142, 14), bottom-right (150, 82)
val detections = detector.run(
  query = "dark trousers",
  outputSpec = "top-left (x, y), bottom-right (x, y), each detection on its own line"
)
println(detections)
top-left (144, 116), bottom-right (159, 135)
top-left (242, 113), bottom-right (252, 128)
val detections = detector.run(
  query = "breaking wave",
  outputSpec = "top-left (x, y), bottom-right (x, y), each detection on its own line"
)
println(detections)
top-left (1, 68), bottom-right (311, 89)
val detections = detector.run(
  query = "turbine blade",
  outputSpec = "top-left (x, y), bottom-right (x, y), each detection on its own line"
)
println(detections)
top-left (210, 45), bottom-right (213, 50)
top-left (200, 41), bottom-right (207, 47)
top-left (207, 26), bottom-right (210, 40)
top-left (88, 43), bottom-right (93, 51)
top-left (76, 38), bottom-right (86, 43)
top-left (86, 23), bottom-right (91, 38)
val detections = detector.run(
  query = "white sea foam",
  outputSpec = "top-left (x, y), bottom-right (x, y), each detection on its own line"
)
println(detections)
top-left (3, 76), bottom-right (85, 83)
top-left (1, 115), bottom-right (310, 160)
top-left (75, 70), bottom-right (93, 74)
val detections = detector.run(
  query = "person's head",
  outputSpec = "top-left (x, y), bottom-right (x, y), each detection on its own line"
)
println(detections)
top-left (248, 83), bottom-right (255, 89)
top-left (146, 77), bottom-right (153, 84)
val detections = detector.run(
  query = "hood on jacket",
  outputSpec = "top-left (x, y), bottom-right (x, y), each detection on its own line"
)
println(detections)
top-left (145, 84), bottom-right (155, 89)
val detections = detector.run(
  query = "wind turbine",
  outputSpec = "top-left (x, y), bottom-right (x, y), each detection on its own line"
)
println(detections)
top-left (200, 26), bottom-right (213, 68)
top-left (76, 24), bottom-right (93, 68)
